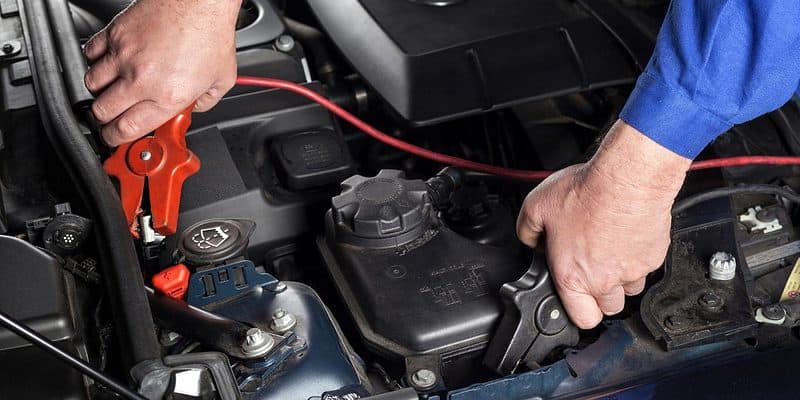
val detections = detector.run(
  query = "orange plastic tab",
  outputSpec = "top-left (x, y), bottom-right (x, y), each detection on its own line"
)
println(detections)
top-left (104, 105), bottom-right (200, 236)
top-left (152, 264), bottom-right (191, 299)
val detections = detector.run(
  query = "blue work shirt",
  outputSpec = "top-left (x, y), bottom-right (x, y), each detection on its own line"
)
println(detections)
top-left (619, 1), bottom-right (800, 159)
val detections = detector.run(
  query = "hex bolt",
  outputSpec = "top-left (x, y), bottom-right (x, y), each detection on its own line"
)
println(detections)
top-left (709, 251), bottom-right (737, 281)
top-left (241, 327), bottom-right (274, 356)
top-left (2, 43), bottom-right (13, 54)
top-left (140, 151), bottom-right (152, 161)
top-left (275, 35), bottom-right (296, 52)
top-left (762, 304), bottom-right (786, 321)
top-left (410, 369), bottom-right (437, 389)
top-left (270, 308), bottom-right (297, 333)
top-left (699, 292), bottom-right (723, 310)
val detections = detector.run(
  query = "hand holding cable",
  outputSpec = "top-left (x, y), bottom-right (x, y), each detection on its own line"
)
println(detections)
top-left (84, 0), bottom-right (240, 146)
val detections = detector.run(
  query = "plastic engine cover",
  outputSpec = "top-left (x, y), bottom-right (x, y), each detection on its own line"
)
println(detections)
top-left (0, 237), bottom-right (87, 399)
top-left (318, 171), bottom-right (526, 360)
top-left (307, 0), bottom-right (652, 125)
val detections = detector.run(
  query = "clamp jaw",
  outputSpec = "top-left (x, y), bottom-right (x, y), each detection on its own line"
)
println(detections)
top-left (104, 106), bottom-right (200, 237)
top-left (483, 252), bottom-right (579, 375)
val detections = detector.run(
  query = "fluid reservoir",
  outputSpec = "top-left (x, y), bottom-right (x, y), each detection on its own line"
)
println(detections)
top-left (317, 170), bottom-right (526, 380)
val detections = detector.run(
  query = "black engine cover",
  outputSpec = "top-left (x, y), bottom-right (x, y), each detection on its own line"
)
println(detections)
top-left (307, 0), bottom-right (654, 125)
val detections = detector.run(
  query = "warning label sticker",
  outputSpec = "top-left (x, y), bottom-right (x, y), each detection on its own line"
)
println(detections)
top-left (780, 257), bottom-right (800, 301)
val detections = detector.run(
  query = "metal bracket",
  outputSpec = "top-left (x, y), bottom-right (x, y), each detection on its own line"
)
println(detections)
top-left (186, 260), bottom-right (281, 308)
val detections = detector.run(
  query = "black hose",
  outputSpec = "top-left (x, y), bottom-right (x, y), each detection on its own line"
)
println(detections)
top-left (285, 18), bottom-right (337, 85)
top-left (0, 310), bottom-right (147, 400)
top-left (20, 0), bottom-right (161, 370)
top-left (45, 0), bottom-right (94, 108)
top-left (147, 290), bottom-right (256, 359)
top-left (672, 184), bottom-right (800, 215)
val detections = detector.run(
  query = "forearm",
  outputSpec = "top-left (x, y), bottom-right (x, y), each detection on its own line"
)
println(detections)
top-left (620, 0), bottom-right (800, 159)
top-left (587, 121), bottom-right (691, 200)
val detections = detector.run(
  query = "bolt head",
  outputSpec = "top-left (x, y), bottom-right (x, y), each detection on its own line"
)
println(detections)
top-left (241, 327), bottom-right (274, 356)
top-left (411, 369), bottom-right (437, 389)
top-left (276, 35), bottom-right (295, 52)
top-left (2, 44), bottom-right (13, 54)
top-left (549, 309), bottom-right (561, 320)
top-left (763, 305), bottom-right (786, 321)
top-left (245, 328), bottom-right (264, 345)
top-left (140, 151), bottom-right (152, 161)
top-left (699, 292), bottom-right (723, 308)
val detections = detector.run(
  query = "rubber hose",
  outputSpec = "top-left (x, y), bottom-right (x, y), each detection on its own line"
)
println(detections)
top-left (46, 0), bottom-right (94, 107)
top-left (21, 0), bottom-right (161, 371)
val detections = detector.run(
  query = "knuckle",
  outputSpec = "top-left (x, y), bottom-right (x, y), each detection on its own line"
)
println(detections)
top-left (114, 43), bottom-right (136, 61)
top-left (101, 130), bottom-right (119, 147)
top-left (106, 23), bottom-right (126, 45)
top-left (91, 101), bottom-right (109, 122)
top-left (160, 87), bottom-right (189, 106)
top-left (83, 38), bottom-right (99, 56)
top-left (116, 117), bottom-right (141, 142)
top-left (591, 270), bottom-right (619, 295)
top-left (133, 61), bottom-right (159, 82)
top-left (553, 268), bottom-right (585, 294)
top-left (84, 72), bottom-right (97, 92)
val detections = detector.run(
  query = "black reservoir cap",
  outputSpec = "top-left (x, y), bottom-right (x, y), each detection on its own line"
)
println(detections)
top-left (331, 170), bottom-right (432, 243)
top-left (179, 219), bottom-right (256, 266)
top-left (271, 129), bottom-right (354, 190)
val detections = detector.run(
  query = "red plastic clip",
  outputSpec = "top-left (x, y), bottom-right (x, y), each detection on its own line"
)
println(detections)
top-left (152, 264), bottom-right (191, 299)
top-left (104, 106), bottom-right (200, 237)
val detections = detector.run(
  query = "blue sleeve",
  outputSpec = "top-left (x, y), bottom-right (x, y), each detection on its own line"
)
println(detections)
top-left (619, 1), bottom-right (800, 159)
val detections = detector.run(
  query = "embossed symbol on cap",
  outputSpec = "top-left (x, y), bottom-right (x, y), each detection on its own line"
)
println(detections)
top-left (191, 226), bottom-right (231, 250)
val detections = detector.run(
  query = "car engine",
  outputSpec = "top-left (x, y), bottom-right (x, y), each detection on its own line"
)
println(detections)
top-left (3, 0), bottom-right (800, 399)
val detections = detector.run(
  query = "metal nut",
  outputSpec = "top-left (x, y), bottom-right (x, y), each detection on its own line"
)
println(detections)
top-left (270, 309), bottom-right (297, 333)
top-left (410, 368), bottom-right (437, 389)
top-left (709, 251), bottom-right (736, 281)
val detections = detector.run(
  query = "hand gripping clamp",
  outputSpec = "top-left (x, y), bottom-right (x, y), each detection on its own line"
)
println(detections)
top-left (104, 106), bottom-right (200, 237)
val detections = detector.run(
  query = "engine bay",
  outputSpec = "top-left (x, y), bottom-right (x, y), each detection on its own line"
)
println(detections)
top-left (3, 0), bottom-right (800, 399)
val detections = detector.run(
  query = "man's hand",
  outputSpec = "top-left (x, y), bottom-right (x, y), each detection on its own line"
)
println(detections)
top-left (84, 0), bottom-right (242, 146)
top-left (517, 120), bottom-right (691, 329)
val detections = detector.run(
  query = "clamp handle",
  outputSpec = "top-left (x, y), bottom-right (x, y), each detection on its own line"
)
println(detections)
top-left (104, 106), bottom-right (200, 236)
top-left (483, 252), bottom-right (579, 375)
